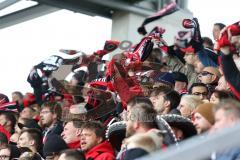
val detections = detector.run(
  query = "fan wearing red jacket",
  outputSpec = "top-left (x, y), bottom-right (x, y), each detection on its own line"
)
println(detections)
top-left (80, 121), bottom-right (115, 160)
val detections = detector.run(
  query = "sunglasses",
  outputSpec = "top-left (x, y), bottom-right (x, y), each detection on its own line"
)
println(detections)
top-left (200, 71), bottom-right (214, 76)
top-left (192, 92), bottom-right (208, 96)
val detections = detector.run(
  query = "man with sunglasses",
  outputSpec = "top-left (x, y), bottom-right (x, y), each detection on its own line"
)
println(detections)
top-left (198, 67), bottom-right (221, 93)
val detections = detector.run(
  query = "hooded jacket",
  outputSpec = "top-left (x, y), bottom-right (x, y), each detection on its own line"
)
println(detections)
top-left (86, 140), bottom-right (115, 160)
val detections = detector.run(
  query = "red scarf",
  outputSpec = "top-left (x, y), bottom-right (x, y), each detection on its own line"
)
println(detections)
top-left (67, 140), bottom-right (80, 149)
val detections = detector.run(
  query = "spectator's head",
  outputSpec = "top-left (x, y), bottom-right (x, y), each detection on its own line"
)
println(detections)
top-left (43, 134), bottom-right (68, 159)
top-left (58, 149), bottom-right (86, 160)
top-left (178, 95), bottom-right (203, 118)
top-left (17, 128), bottom-right (42, 153)
top-left (20, 106), bottom-right (36, 119)
top-left (153, 72), bottom-right (175, 88)
top-left (0, 111), bottom-right (16, 134)
top-left (126, 97), bottom-right (157, 137)
top-left (192, 103), bottom-right (215, 134)
top-left (213, 23), bottom-right (226, 40)
top-left (210, 90), bottom-right (233, 104)
top-left (0, 145), bottom-right (11, 160)
top-left (80, 121), bottom-right (106, 152)
top-left (61, 120), bottom-right (82, 145)
top-left (212, 99), bottom-right (240, 132)
top-left (202, 37), bottom-right (214, 50)
top-left (215, 76), bottom-right (230, 91)
top-left (18, 151), bottom-right (42, 160)
top-left (198, 67), bottom-right (221, 84)
top-left (183, 46), bottom-right (198, 66)
top-left (40, 102), bottom-right (62, 128)
top-left (0, 94), bottom-right (9, 105)
top-left (150, 86), bottom-right (180, 114)
top-left (68, 103), bottom-right (87, 121)
top-left (189, 83), bottom-right (208, 100)
top-left (172, 72), bottom-right (188, 93)
top-left (17, 118), bottom-right (42, 132)
top-left (12, 91), bottom-right (24, 105)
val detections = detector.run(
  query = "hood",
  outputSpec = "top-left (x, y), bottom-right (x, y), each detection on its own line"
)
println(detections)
top-left (86, 141), bottom-right (114, 158)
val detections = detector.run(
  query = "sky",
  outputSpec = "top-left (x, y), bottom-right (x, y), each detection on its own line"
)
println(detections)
top-left (0, 0), bottom-right (239, 99)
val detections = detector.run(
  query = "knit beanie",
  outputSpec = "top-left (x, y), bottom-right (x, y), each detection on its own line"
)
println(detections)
top-left (194, 103), bottom-right (215, 125)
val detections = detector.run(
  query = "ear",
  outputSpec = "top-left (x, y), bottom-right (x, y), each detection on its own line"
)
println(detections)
top-left (164, 99), bottom-right (170, 108)
top-left (76, 129), bottom-right (82, 137)
top-left (133, 121), bottom-right (140, 130)
top-left (96, 136), bottom-right (103, 144)
top-left (29, 139), bottom-right (35, 146)
top-left (52, 113), bottom-right (57, 120)
top-left (6, 121), bottom-right (11, 127)
top-left (212, 75), bottom-right (218, 82)
top-left (228, 114), bottom-right (238, 124)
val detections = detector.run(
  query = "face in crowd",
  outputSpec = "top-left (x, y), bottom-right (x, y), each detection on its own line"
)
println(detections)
top-left (80, 128), bottom-right (102, 152)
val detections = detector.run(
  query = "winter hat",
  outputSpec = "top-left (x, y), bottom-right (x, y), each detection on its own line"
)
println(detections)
top-left (154, 72), bottom-right (175, 86)
top-left (155, 115), bottom-right (178, 146)
top-left (106, 121), bottom-right (126, 152)
top-left (194, 103), bottom-right (215, 125)
top-left (161, 114), bottom-right (197, 139)
top-left (202, 67), bottom-right (221, 78)
top-left (172, 72), bottom-right (188, 84)
top-left (43, 134), bottom-right (68, 157)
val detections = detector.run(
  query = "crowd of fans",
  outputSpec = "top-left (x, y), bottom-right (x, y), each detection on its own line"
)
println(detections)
top-left (0, 7), bottom-right (240, 160)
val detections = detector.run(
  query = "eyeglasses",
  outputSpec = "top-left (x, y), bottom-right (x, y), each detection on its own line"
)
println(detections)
top-left (40, 110), bottom-right (52, 114)
top-left (192, 92), bottom-right (208, 96)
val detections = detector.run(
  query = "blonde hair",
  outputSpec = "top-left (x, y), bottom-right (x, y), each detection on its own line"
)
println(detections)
top-left (181, 94), bottom-right (203, 111)
top-left (125, 129), bottom-right (163, 153)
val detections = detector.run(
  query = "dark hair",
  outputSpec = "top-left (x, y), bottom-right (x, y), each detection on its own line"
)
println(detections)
top-left (20, 128), bottom-right (43, 153)
top-left (0, 112), bottom-right (16, 134)
top-left (41, 101), bottom-right (62, 120)
top-left (188, 83), bottom-right (208, 94)
top-left (73, 70), bottom-right (88, 86)
top-left (12, 91), bottom-right (24, 99)
top-left (214, 23), bottom-right (226, 30)
top-left (0, 94), bottom-right (9, 104)
top-left (151, 86), bottom-right (180, 110)
top-left (59, 149), bottom-right (85, 160)
top-left (212, 90), bottom-right (233, 100)
top-left (127, 96), bottom-right (154, 109)
top-left (202, 37), bottom-right (214, 49)
top-left (81, 121), bottom-right (106, 140)
top-left (0, 132), bottom-right (8, 146)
